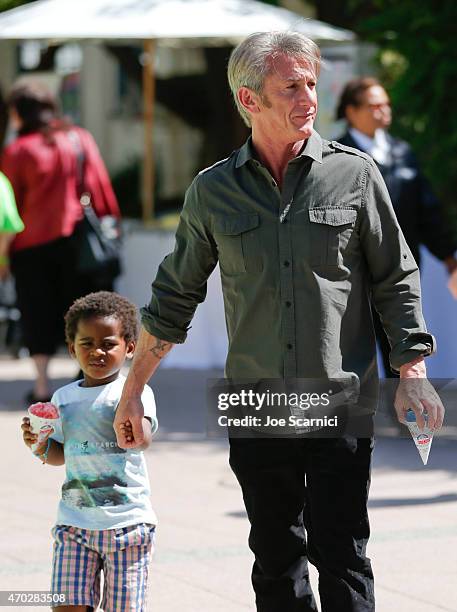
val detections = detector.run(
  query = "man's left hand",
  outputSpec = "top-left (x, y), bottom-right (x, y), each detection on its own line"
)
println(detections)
top-left (394, 358), bottom-right (444, 430)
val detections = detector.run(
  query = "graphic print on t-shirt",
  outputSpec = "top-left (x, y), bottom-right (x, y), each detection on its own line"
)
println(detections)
top-left (60, 399), bottom-right (129, 509)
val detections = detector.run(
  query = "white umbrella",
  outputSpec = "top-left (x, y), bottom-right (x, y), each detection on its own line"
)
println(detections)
top-left (0, 0), bottom-right (354, 220)
top-left (0, 0), bottom-right (353, 43)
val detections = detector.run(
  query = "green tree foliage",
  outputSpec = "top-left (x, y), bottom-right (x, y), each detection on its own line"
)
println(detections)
top-left (307, 0), bottom-right (457, 215)
top-left (353, 1), bottom-right (457, 210)
top-left (0, 0), bottom-right (33, 10)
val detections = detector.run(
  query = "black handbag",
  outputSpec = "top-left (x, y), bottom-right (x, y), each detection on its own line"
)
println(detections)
top-left (72, 195), bottom-right (122, 277)
top-left (69, 131), bottom-right (122, 278)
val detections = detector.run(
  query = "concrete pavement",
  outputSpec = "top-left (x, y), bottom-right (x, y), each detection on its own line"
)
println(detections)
top-left (0, 354), bottom-right (456, 611)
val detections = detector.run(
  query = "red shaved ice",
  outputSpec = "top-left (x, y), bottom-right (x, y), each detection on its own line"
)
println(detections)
top-left (29, 402), bottom-right (60, 419)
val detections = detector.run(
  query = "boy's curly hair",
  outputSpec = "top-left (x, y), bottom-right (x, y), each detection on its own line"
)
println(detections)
top-left (65, 291), bottom-right (139, 344)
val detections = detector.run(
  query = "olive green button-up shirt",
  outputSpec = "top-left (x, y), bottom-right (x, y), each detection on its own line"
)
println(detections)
top-left (141, 130), bottom-right (435, 383)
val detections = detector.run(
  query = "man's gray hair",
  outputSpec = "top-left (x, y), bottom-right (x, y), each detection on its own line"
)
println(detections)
top-left (227, 31), bottom-right (321, 127)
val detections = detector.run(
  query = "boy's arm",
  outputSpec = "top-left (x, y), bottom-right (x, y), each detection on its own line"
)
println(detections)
top-left (36, 439), bottom-right (65, 466)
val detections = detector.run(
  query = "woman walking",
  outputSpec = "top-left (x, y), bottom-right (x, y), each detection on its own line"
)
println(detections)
top-left (1, 80), bottom-right (121, 402)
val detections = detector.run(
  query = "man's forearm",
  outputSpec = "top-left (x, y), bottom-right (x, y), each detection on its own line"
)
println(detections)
top-left (123, 327), bottom-right (174, 396)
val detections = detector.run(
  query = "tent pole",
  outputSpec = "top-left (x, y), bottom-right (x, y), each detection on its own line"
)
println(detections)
top-left (142, 38), bottom-right (156, 223)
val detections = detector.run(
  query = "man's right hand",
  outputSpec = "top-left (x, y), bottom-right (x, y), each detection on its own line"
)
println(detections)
top-left (114, 396), bottom-right (145, 449)
top-left (113, 327), bottom-right (174, 448)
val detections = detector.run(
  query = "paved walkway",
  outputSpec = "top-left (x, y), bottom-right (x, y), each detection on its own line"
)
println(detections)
top-left (0, 355), bottom-right (456, 611)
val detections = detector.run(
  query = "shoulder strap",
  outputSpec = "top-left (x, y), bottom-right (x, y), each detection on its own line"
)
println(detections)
top-left (67, 130), bottom-right (89, 202)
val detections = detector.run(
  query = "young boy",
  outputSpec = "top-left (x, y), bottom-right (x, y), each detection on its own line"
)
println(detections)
top-left (21, 291), bottom-right (157, 612)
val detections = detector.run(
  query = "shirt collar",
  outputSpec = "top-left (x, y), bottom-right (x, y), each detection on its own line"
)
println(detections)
top-left (374, 128), bottom-right (389, 151)
top-left (348, 127), bottom-right (388, 153)
top-left (349, 127), bottom-right (390, 164)
top-left (236, 130), bottom-right (323, 168)
top-left (235, 137), bottom-right (255, 168)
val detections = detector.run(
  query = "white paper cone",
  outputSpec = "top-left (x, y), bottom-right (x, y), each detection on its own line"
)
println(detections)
top-left (28, 411), bottom-right (59, 453)
top-left (405, 410), bottom-right (434, 465)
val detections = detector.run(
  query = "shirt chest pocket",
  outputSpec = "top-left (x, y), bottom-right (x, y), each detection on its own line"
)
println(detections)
top-left (214, 213), bottom-right (262, 275)
top-left (308, 207), bottom-right (358, 267)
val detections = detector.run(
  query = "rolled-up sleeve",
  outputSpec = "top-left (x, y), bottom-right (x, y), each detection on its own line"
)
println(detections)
top-left (141, 177), bottom-right (218, 344)
top-left (359, 159), bottom-right (435, 371)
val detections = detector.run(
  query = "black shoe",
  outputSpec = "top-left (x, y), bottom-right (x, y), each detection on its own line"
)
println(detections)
top-left (25, 390), bottom-right (52, 405)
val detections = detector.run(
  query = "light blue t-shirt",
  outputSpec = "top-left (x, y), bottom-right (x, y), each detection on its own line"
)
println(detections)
top-left (50, 374), bottom-right (158, 530)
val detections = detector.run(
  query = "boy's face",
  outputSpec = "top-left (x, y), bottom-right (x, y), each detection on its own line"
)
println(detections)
top-left (69, 316), bottom-right (135, 387)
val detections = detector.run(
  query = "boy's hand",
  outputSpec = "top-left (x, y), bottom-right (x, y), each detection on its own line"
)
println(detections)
top-left (21, 417), bottom-right (51, 455)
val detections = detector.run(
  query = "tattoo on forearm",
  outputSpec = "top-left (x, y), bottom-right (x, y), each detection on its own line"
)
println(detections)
top-left (149, 338), bottom-right (171, 359)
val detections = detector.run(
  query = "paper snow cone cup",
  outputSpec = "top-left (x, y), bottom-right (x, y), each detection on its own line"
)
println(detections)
top-left (405, 409), bottom-right (434, 466)
top-left (28, 402), bottom-right (60, 453)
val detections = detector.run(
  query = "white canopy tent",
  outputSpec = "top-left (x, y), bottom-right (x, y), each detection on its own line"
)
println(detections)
top-left (0, 0), bottom-right (354, 43)
top-left (0, 0), bottom-right (354, 221)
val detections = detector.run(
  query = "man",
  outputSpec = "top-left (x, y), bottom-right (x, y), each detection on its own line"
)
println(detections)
top-left (114, 33), bottom-right (444, 611)
top-left (336, 77), bottom-right (457, 375)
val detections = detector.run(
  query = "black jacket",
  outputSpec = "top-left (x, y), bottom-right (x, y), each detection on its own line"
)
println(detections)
top-left (337, 131), bottom-right (456, 267)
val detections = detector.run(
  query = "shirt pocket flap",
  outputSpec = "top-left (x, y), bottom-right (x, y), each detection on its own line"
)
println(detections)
top-left (308, 208), bottom-right (357, 226)
top-left (214, 213), bottom-right (260, 235)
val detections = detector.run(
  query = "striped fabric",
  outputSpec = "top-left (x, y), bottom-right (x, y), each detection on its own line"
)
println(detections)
top-left (51, 523), bottom-right (155, 611)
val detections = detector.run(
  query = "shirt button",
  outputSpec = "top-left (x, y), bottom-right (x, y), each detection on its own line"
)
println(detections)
top-left (282, 218), bottom-right (288, 224)
top-left (287, 343), bottom-right (293, 350)
top-left (285, 301), bottom-right (292, 307)
top-left (284, 260), bottom-right (290, 267)
top-left (271, 180), bottom-right (276, 187)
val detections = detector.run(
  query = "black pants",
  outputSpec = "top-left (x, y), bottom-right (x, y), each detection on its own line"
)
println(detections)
top-left (229, 436), bottom-right (375, 612)
top-left (11, 237), bottom-right (114, 355)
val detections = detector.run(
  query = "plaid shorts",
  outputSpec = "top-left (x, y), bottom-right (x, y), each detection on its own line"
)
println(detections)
top-left (50, 523), bottom-right (155, 611)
